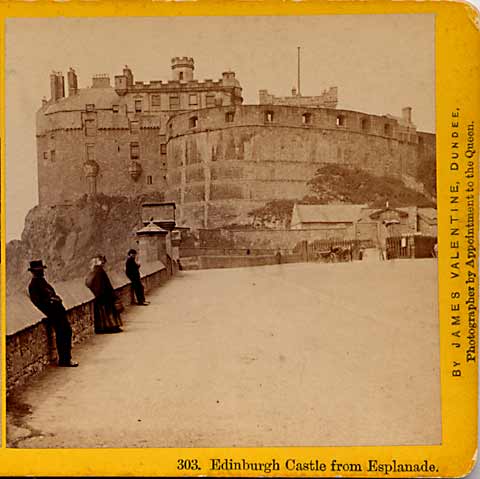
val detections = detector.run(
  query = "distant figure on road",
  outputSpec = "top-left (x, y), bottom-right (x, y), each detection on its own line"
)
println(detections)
top-left (28, 260), bottom-right (79, 368)
top-left (86, 255), bottom-right (123, 334)
top-left (125, 249), bottom-right (149, 306)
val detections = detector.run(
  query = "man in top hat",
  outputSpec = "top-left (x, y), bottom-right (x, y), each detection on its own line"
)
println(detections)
top-left (125, 249), bottom-right (149, 306)
top-left (28, 260), bottom-right (78, 367)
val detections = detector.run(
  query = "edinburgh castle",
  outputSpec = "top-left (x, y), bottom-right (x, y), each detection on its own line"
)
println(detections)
top-left (36, 57), bottom-right (436, 228)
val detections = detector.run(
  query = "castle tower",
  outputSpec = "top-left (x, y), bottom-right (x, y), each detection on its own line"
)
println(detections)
top-left (171, 57), bottom-right (194, 82)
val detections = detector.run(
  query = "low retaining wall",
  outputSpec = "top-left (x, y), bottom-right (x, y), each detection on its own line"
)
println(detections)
top-left (180, 247), bottom-right (293, 257)
top-left (196, 254), bottom-right (304, 270)
top-left (198, 227), bottom-right (356, 250)
top-left (7, 261), bottom-right (169, 394)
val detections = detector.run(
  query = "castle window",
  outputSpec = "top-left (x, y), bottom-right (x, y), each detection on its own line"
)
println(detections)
top-left (50, 150), bottom-right (56, 162)
top-left (130, 120), bottom-right (140, 134)
top-left (151, 95), bottom-right (161, 108)
top-left (265, 111), bottom-right (274, 123)
top-left (86, 104), bottom-right (95, 112)
top-left (130, 142), bottom-right (139, 159)
top-left (169, 95), bottom-right (180, 110)
top-left (112, 104), bottom-right (119, 113)
top-left (86, 144), bottom-right (95, 161)
top-left (384, 123), bottom-right (392, 136)
top-left (189, 94), bottom-right (198, 106)
top-left (160, 143), bottom-right (167, 155)
top-left (361, 118), bottom-right (369, 131)
top-left (302, 113), bottom-right (312, 125)
top-left (85, 119), bottom-right (96, 136)
top-left (225, 111), bottom-right (235, 123)
top-left (43, 152), bottom-right (48, 160)
top-left (205, 94), bottom-right (215, 107)
top-left (336, 115), bottom-right (346, 127)
top-left (189, 116), bottom-right (198, 128)
top-left (146, 175), bottom-right (153, 185)
top-left (179, 72), bottom-right (184, 81)
top-left (135, 100), bottom-right (142, 113)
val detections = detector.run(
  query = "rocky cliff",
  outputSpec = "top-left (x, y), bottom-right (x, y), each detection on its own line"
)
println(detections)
top-left (7, 193), bottom-right (163, 296)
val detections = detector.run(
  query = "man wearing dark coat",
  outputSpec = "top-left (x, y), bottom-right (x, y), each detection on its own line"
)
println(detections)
top-left (125, 249), bottom-right (149, 306)
top-left (28, 260), bottom-right (78, 367)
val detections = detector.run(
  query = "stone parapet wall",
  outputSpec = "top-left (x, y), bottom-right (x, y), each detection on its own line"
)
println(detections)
top-left (197, 227), bottom-right (355, 250)
top-left (167, 105), bottom-right (410, 140)
top-left (180, 247), bottom-right (292, 257)
top-left (7, 262), bottom-right (169, 394)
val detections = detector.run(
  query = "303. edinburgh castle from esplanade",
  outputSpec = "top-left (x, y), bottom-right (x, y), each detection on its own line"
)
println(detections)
top-left (36, 56), bottom-right (436, 229)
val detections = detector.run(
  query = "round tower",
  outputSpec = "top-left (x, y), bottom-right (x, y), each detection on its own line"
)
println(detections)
top-left (171, 57), bottom-right (194, 82)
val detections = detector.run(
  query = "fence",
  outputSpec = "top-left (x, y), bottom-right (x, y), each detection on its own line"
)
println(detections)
top-left (386, 235), bottom-right (437, 259)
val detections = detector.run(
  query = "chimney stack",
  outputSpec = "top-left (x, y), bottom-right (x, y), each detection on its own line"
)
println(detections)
top-left (402, 106), bottom-right (412, 124)
top-left (67, 68), bottom-right (78, 96)
top-left (50, 71), bottom-right (65, 101)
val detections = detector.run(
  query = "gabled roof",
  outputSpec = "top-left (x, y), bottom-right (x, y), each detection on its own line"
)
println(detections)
top-left (369, 206), bottom-right (410, 220)
top-left (293, 204), bottom-right (367, 224)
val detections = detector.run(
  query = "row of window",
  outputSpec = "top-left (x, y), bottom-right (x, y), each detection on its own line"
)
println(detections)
top-left (43, 143), bottom-right (167, 162)
top-left (183, 111), bottom-right (394, 136)
top-left (187, 111), bottom-right (235, 129)
top-left (84, 119), bottom-right (144, 136)
top-left (85, 92), bottom-right (217, 115)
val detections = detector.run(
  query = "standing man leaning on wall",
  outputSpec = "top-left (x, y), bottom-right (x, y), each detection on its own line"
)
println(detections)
top-left (27, 260), bottom-right (79, 367)
top-left (125, 249), bottom-right (150, 306)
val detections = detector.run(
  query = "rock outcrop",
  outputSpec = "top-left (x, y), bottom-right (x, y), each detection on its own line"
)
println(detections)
top-left (7, 193), bottom-right (163, 296)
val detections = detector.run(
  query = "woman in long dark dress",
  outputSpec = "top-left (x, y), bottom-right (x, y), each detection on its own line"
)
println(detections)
top-left (86, 256), bottom-right (123, 334)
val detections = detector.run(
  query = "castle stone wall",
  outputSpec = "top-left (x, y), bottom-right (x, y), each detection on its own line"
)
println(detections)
top-left (165, 105), bottom-right (433, 228)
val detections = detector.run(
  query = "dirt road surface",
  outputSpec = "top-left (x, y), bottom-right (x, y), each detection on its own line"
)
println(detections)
top-left (8, 259), bottom-right (441, 448)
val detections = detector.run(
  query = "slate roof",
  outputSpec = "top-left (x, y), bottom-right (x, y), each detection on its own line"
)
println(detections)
top-left (43, 87), bottom-right (119, 114)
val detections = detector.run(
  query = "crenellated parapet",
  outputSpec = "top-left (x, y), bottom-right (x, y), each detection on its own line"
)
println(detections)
top-left (259, 87), bottom-right (338, 109)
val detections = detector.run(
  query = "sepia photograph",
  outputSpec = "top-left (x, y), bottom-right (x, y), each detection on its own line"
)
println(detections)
top-left (5, 15), bottom-right (440, 449)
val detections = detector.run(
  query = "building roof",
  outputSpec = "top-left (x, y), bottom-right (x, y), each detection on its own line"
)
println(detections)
top-left (43, 87), bottom-right (119, 114)
top-left (293, 204), bottom-right (367, 224)
top-left (368, 206), bottom-right (414, 220)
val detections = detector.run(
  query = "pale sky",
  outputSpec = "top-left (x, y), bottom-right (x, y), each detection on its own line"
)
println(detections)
top-left (6, 15), bottom-right (435, 240)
